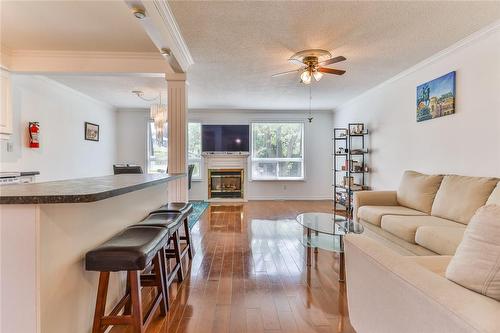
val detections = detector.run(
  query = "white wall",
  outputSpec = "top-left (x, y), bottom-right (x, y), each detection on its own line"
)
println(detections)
top-left (115, 109), bottom-right (334, 200)
top-left (333, 26), bottom-right (500, 190)
top-left (116, 108), bottom-right (149, 171)
top-left (189, 109), bottom-right (333, 200)
top-left (0, 75), bottom-right (117, 182)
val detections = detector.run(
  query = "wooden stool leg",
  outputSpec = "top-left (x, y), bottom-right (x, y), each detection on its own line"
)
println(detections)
top-left (129, 271), bottom-right (143, 333)
top-left (153, 251), bottom-right (168, 315)
top-left (172, 230), bottom-right (184, 282)
top-left (124, 274), bottom-right (131, 315)
top-left (158, 246), bottom-right (170, 311)
top-left (92, 272), bottom-right (110, 333)
top-left (183, 216), bottom-right (193, 260)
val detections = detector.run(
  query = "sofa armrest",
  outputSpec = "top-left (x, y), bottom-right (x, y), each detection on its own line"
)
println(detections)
top-left (344, 234), bottom-right (500, 333)
top-left (353, 191), bottom-right (398, 222)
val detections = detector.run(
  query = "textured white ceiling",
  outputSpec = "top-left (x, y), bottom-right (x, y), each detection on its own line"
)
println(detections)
top-left (0, 1), bottom-right (156, 52)
top-left (4, 1), bottom-right (500, 110)
top-left (169, 1), bottom-right (500, 110)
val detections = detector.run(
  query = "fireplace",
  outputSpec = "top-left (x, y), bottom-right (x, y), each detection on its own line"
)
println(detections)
top-left (208, 169), bottom-right (244, 199)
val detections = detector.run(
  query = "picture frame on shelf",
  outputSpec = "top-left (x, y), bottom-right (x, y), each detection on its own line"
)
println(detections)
top-left (334, 128), bottom-right (348, 138)
top-left (349, 123), bottom-right (364, 135)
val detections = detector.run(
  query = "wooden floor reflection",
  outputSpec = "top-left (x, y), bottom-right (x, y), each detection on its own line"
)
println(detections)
top-left (112, 200), bottom-right (355, 333)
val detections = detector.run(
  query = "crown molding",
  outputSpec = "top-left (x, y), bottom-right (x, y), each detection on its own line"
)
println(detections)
top-left (165, 72), bottom-right (187, 81)
top-left (7, 50), bottom-right (171, 73)
top-left (125, 0), bottom-right (194, 73)
top-left (336, 20), bottom-right (500, 111)
top-left (11, 50), bottom-right (163, 59)
top-left (0, 44), bottom-right (12, 70)
top-left (151, 0), bottom-right (194, 71)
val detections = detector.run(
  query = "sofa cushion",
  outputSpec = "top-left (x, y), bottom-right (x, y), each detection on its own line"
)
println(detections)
top-left (381, 215), bottom-right (460, 243)
top-left (397, 171), bottom-right (443, 214)
top-left (415, 226), bottom-right (465, 255)
top-left (358, 205), bottom-right (426, 226)
top-left (431, 175), bottom-right (498, 224)
top-left (446, 205), bottom-right (500, 301)
top-left (486, 182), bottom-right (500, 205)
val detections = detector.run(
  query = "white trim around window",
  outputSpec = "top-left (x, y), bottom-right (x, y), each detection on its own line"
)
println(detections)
top-left (250, 121), bottom-right (305, 181)
top-left (188, 122), bottom-right (203, 180)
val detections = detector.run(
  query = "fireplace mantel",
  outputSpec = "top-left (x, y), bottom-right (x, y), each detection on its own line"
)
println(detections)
top-left (202, 153), bottom-right (249, 202)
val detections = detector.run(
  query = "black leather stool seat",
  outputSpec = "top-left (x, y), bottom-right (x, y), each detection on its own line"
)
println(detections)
top-left (85, 226), bottom-right (168, 272)
top-left (134, 212), bottom-right (183, 230)
top-left (150, 202), bottom-right (193, 215)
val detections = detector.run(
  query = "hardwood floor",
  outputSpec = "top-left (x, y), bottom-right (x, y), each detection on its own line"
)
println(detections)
top-left (112, 200), bottom-right (355, 333)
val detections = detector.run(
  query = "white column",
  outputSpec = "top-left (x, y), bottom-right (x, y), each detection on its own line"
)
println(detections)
top-left (166, 73), bottom-right (188, 202)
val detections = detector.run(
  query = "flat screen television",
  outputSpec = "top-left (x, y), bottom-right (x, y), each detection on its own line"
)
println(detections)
top-left (202, 125), bottom-right (249, 152)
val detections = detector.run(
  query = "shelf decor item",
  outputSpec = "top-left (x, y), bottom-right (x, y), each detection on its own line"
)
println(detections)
top-left (416, 71), bottom-right (456, 122)
top-left (84, 122), bottom-right (99, 142)
top-left (333, 123), bottom-right (370, 218)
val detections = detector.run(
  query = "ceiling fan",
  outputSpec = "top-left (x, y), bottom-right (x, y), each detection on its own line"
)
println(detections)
top-left (272, 49), bottom-right (346, 84)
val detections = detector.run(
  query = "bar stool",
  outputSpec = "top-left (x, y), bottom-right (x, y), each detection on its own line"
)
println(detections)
top-left (134, 213), bottom-right (186, 294)
top-left (150, 202), bottom-right (194, 259)
top-left (85, 226), bottom-right (169, 333)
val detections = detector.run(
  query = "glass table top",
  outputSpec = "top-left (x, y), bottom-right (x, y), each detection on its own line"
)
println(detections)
top-left (296, 212), bottom-right (363, 236)
top-left (295, 212), bottom-right (364, 253)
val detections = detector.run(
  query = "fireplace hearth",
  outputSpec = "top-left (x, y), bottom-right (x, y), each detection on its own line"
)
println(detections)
top-left (208, 169), bottom-right (243, 199)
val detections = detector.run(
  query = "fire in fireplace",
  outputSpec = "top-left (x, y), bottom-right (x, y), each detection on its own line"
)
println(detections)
top-left (208, 169), bottom-right (243, 199)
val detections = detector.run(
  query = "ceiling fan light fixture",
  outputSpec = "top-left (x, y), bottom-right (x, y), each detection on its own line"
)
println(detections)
top-left (300, 70), bottom-right (312, 84)
top-left (313, 71), bottom-right (323, 81)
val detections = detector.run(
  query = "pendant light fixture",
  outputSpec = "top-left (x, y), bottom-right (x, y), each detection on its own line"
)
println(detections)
top-left (132, 90), bottom-right (167, 146)
top-left (150, 101), bottom-right (167, 147)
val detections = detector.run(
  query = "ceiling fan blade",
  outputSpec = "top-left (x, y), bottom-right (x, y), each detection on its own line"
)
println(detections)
top-left (272, 69), bottom-right (300, 77)
top-left (318, 67), bottom-right (346, 75)
top-left (287, 58), bottom-right (305, 66)
top-left (319, 56), bottom-right (346, 66)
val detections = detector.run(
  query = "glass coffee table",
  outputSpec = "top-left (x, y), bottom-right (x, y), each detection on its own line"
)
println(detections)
top-left (296, 212), bottom-right (364, 282)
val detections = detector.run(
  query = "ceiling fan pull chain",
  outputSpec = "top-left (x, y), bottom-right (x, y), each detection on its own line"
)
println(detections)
top-left (308, 84), bottom-right (313, 123)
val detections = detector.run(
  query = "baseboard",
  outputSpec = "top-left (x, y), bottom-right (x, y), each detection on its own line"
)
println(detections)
top-left (246, 196), bottom-right (333, 201)
top-left (189, 195), bottom-right (333, 201)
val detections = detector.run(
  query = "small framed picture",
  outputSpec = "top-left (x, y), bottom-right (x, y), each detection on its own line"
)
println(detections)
top-left (84, 122), bottom-right (99, 141)
top-left (349, 123), bottom-right (364, 135)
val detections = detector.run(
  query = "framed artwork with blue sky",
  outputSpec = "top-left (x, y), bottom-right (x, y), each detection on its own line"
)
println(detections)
top-left (416, 71), bottom-right (456, 122)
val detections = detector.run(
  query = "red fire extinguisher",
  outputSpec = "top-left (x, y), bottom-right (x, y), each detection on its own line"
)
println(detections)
top-left (29, 122), bottom-right (40, 148)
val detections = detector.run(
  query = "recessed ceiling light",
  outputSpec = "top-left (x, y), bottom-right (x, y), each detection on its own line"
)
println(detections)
top-left (132, 8), bottom-right (146, 19)
top-left (160, 48), bottom-right (172, 57)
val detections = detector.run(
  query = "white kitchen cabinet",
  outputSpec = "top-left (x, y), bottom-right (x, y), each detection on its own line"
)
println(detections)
top-left (0, 68), bottom-right (13, 139)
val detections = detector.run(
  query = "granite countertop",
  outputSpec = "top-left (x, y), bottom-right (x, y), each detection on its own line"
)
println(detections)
top-left (0, 171), bottom-right (40, 178)
top-left (0, 173), bottom-right (185, 204)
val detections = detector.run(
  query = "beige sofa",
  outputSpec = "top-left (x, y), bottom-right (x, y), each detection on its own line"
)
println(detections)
top-left (345, 171), bottom-right (500, 332)
top-left (353, 171), bottom-right (499, 255)
top-left (344, 234), bottom-right (500, 333)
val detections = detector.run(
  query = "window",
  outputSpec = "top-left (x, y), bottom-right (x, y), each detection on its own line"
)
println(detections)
top-left (147, 120), bottom-right (168, 173)
top-left (146, 121), bottom-right (202, 177)
top-left (251, 122), bottom-right (304, 180)
top-left (188, 122), bottom-right (202, 180)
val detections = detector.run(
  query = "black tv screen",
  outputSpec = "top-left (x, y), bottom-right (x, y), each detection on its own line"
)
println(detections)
top-left (202, 125), bottom-right (249, 152)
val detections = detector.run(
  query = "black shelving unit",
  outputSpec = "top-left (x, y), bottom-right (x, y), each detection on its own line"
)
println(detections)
top-left (333, 123), bottom-right (370, 218)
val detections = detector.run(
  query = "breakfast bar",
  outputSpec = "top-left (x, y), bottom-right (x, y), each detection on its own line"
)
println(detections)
top-left (0, 173), bottom-right (185, 333)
